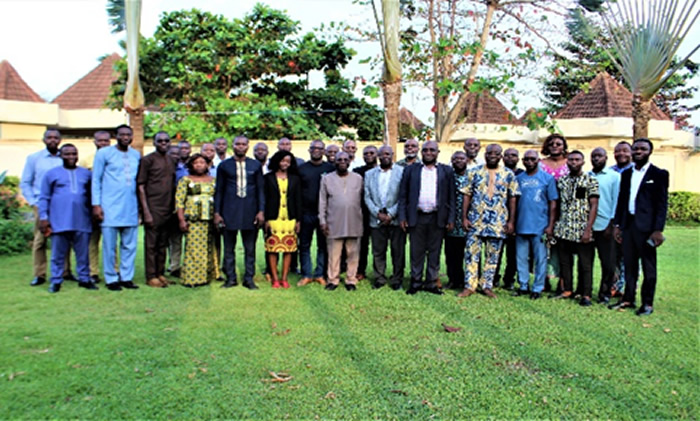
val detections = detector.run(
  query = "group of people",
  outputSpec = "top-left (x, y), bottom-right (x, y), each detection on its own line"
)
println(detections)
top-left (21, 126), bottom-right (668, 316)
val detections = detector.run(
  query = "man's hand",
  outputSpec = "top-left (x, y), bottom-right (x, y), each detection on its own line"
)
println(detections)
top-left (649, 231), bottom-right (665, 247)
top-left (504, 221), bottom-right (515, 235)
top-left (613, 226), bottom-right (623, 244)
top-left (446, 222), bottom-right (454, 231)
top-left (400, 220), bottom-right (408, 232)
top-left (179, 220), bottom-right (189, 233)
top-left (295, 221), bottom-right (301, 234)
top-left (321, 223), bottom-right (330, 237)
top-left (544, 225), bottom-right (554, 242)
top-left (92, 205), bottom-right (104, 222)
top-left (213, 213), bottom-right (224, 229)
top-left (254, 211), bottom-right (265, 226)
top-left (39, 220), bottom-right (51, 237)
top-left (581, 228), bottom-right (592, 244)
top-left (462, 217), bottom-right (472, 231)
top-left (603, 223), bottom-right (613, 239)
top-left (142, 212), bottom-right (154, 228)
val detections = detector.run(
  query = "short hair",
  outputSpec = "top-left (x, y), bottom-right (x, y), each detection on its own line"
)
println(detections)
top-left (615, 141), bottom-right (632, 149)
top-left (178, 140), bottom-right (191, 147)
top-left (44, 128), bottom-right (61, 137)
top-left (154, 131), bottom-right (169, 139)
top-left (60, 143), bottom-right (76, 152)
top-left (633, 137), bottom-right (654, 152)
top-left (186, 153), bottom-right (210, 174)
top-left (267, 150), bottom-right (299, 175)
top-left (94, 130), bottom-right (110, 138)
top-left (568, 150), bottom-right (584, 158)
top-left (451, 150), bottom-right (467, 158)
top-left (541, 133), bottom-right (568, 156)
top-left (115, 124), bottom-right (132, 133)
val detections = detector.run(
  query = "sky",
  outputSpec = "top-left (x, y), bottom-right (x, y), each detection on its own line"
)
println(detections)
top-left (1, 0), bottom-right (698, 128)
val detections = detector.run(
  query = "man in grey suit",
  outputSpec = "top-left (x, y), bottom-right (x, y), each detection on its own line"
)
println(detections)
top-left (364, 145), bottom-right (405, 290)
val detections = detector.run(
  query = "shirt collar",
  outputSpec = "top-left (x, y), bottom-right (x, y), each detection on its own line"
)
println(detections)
top-left (633, 162), bottom-right (651, 173)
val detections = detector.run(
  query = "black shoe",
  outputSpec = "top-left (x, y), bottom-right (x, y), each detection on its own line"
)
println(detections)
top-left (48, 283), bottom-right (61, 293)
top-left (345, 284), bottom-right (357, 291)
top-left (216, 276), bottom-right (225, 282)
top-left (169, 269), bottom-right (181, 278)
top-left (120, 281), bottom-right (139, 289)
top-left (579, 297), bottom-right (592, 307)
top-left (608, 301), bottom-right (635, 310)
top-left (372, 282), bottom-right (385, 290)
top-left (635, 305), bottom-right (654, 316)
top-left (90, 275), bottom-right (101, 284)
top-left (30, 276), bottom-right (46, 287)
top-left (79, 281), bottom-right (99, 290)
top-left (221, 280), bottom-right (238, 288)
top-left (502, 282), bottom-right (515, 291)
top-left (530, 292), bottom-right (541, 300)
top-left (423, 286), bottom-right (444, 295)
top-left (325, 283), bottom-right (338, 291)
top-left (543, 282), bottom-right (552, 292)
top-left (243, 282), bottom-right (259, 290)
top-left (598, 295), bottom-right (610, 304)
top-left (106, 282), bottom-right (122, 291)
top-left (63, 273), bottom-right (78, 282)
top-left (512, 289), bottom-right (529, 297)
top-left (406, 286), bottom-right (420, 295)
top-left (390, 283), bottom-right (402, 291)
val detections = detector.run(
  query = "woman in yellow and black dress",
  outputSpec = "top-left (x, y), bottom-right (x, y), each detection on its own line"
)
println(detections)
top-left (263, 150), bottom-right (302, 288)
top-left (175, 153), bottom-right (219, 287)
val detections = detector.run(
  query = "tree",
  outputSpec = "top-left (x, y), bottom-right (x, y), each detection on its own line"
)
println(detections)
top-left (595, 0), bottom-right (699, 138)
top-left (108, 5), bottom-right (383, 141)
top-left (399, 0), bottom-right (571, 142)
top-left (543, 6), bottom-right (699, 128)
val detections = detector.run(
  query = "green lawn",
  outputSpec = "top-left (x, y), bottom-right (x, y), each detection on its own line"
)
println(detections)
top-left (1, 227), bottom-right (698, 419)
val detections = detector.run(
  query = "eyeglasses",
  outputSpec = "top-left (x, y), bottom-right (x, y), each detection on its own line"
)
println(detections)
top-left (522, 157), bottom-right (537, 161)
top-left (422, 148), bottom-right (437, 152)
top-left (309, 146), bottom-right (324, 150)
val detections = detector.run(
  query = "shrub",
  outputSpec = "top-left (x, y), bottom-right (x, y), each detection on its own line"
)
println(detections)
top-left (668, 191), bottom-right (700, 223)
top-left (0, 219), bottom-right (33, 255)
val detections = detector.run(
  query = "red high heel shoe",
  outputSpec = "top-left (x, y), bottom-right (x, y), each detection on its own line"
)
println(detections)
top-left (281, 280), bottom-right (290, 289)
top-left (272, 280), bottom-right (281, 289)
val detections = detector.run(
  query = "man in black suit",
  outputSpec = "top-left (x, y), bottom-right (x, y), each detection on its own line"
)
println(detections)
top-left (214, 136), bottom-right (265, 290)
top-left (399, 140), bottom-right (455, 295)
top-left (610, 138), bottom-right (669, 316)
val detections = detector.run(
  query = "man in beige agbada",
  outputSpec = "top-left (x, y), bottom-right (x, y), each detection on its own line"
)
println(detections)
top-left (319, 151), bottom-right (364, 291)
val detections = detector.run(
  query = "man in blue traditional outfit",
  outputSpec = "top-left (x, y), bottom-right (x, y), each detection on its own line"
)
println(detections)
top-left (92, 124), bottom-right (141, 291)
top-left (38, 144), bottom-right (95, 293)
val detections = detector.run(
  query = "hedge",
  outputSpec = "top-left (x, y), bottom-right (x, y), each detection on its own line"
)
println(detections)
top-left (668, 191), bottom-right (700, 223)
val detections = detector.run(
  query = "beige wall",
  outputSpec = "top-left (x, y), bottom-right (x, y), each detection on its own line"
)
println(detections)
top-left (0, 123), bottom-right (47, 142)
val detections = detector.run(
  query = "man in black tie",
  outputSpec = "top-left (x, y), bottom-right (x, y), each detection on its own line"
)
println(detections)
top-left (610, 138), bottom-right (669, 316)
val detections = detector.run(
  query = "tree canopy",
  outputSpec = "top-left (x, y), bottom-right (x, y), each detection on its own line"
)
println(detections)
top-left (109, 4), bottom-right (383, 141)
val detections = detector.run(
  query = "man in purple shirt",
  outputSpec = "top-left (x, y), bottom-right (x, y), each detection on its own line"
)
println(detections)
top-left (38, 144), bottom-right (95, 293)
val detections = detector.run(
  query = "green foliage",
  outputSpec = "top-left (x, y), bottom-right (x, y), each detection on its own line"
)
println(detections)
top-left (0, 175), bottom-right (25, 220)
top-left (543, 6), bottom-right (699, 127)
top-left (0, 219), bottom-right (32, 255)
top-left (668, 191), bottom-right (700, 223)
top-left (109, 5), bottom-right (383, 141)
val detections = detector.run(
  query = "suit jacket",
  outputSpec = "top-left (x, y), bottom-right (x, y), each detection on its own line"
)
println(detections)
top-left (364, 165), bottom-right (404, 228)
top-left (214, 157), bottom-right (265, 230)
top-left (263, 172), bottom-right (302, 221)
top-left (614, 163), bottom-right (668, 233)
top-left (398, 162), bottom-right (455, 228)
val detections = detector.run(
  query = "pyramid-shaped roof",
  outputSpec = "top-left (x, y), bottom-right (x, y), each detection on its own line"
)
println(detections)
top-left (556, 72), bottom-right (669, 120)
top-left (460, 91), bottom-right (522, 125)
top-left (399, 107), bottom-right (426, 131)
top-left (52, 53), bottom-right (120, 110)
top-left (0, 60), bottom-right (44, 102)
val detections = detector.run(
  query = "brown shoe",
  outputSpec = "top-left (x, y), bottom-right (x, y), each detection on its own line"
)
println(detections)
top-left (356, 274), bottom-right (365, 281)
top-left (483, 288), bottom-right (497, 298)
top-left (265, 273), bottom-right (272, 283)
top-left (147, 278), bottom-right (165, 288)
top-left (158, 275), bottom-right (171, 286)
top-left (457, 288), bottom-right (475, 298)
top-left (314, 277), bottom-right (327, 286)
top-left (297, 277), bottom-right (313, 287)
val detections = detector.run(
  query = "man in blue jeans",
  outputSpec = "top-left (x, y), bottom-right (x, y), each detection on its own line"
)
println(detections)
top-left (513, 150), bottom-right (558, 299)
top-left (297, 140), bottom-right (334, 286)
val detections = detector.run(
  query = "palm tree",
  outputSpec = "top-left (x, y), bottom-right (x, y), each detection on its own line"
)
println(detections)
top-left (599, 0), bottom-right (699, 139)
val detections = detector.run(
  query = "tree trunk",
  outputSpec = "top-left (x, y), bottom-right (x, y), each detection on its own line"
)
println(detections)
top-left (632, 93), bottom-right (651, 140)
top-left (128, 108), bottom-right (145, 155)
top-left (381, 0), bottom-right (401, 153)
top-left (382, 80), bottom-right (401, 150)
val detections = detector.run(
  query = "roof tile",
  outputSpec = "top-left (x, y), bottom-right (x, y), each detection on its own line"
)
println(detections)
top-left (0, 60), bottom-right (44, 102)
top-left (51, 53), bottom-right (120, 110)
top-left (460, 91), bottom-right (522, 125)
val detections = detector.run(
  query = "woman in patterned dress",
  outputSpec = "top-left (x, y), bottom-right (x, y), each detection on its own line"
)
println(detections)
top-left (175, 153), bottom-right (219, 287)
top-left (263, 151), bottom-right (302, 289)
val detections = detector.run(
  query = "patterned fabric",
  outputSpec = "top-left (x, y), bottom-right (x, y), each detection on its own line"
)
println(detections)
top-left (539, 161), bottom-right (569, 180)
top-left (554, 173), bottom-right (600, 243)
top-left (464, 233), bottom-right (503, 290)
top-left (460, 165), bottom-right (520, 239)
top-left (265, 177), bottom-right (298, 252)
top-left (236, 160), bottom-right (247, 198)
top-left (175, 176), bottom-right (219, 286)
top-left (448, 172), bottom-right (468, 237)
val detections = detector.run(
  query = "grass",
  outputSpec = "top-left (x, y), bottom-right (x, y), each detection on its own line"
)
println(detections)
top-left (0, 227), bottom-right (698, 419)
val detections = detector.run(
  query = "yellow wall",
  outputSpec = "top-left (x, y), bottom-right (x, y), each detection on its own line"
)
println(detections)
top-left (0, 123), bottom-right (47, 142)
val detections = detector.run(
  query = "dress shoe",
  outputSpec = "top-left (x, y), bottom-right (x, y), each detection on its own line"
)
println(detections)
top-left (48, 283), bottom-right (61, 293)
top-left (423, 286), bottom-right (444, 295)
top-left (314, 277), bottom-right (327, 286)
top-left (457, 288), bottom-right (475, 298)
top-left (271, 280), bottom-right (281, 289)
top-left (608, 301), bottom-right (635, 310)
top-left (579, 297), bottom-right (592, 307)
top-left (356, 274), bottom-right (365, 281)
top-left (325, 283), bottom-right (338, 291)
top-left (635, 305), bottom-right (654, 316)
top-left (390, 283), bottom-right (402, 291)
top-left (482, 288), bottom-right (497, 299)
top-left (502, 282), bottom-right (515, 291)
top-left (158, 275), bottom-right (171, 286)
top-left (30, 276), bottom-right (47, 287)
top-left (120, 281), bottom-right (139, 289)
top-left (147, 278), bottom-right (165, 288)
top-left (281, 280), bottom-right (290, 289)
top-left (79, 281), bottom-right (99, 290)
top-left (297, 277), bottom-right (312, 287)
top-left (529, 292), bottom-right (542, 300)
top-left (90, 275), bottom-right (101, 284)
top-left (169, 269), bottom-right (181, 278)
top-left (405, 286), bottom-right (420, 295)
top-left (345, 284), bottom-right (357, 291)
top-left (106, 282), bottom-right (122, 291)
top-left (512, 289), bottom-right (529, 297)
top-left (216, 276), bottom-right (225, 282)
top-left (243, 282), bottom-right (259, 290)
top-left (372, 282), bottom-right (386, 290)
top-left (549, 292), bottom-right (572, 300)
top-left (63, 273), bottom-right (78, 282)
top-left (598, 295), bottom-right (610, 304)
